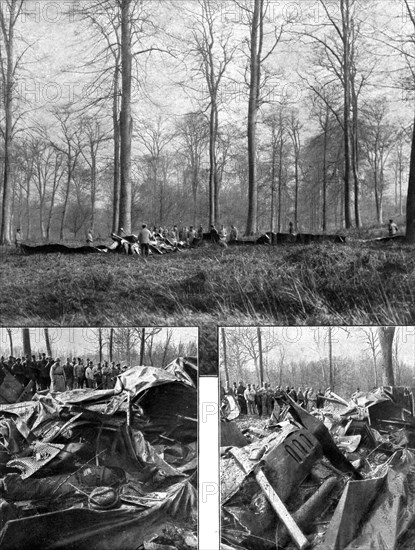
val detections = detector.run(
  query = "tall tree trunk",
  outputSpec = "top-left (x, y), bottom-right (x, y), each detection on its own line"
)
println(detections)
top-left (328, 327), bottom-right (334, 390)
top-left (192, 172), bottom-right (198, 227)
top-left (119, 0), bottom-right (133, 233)
top-left (22, 328), bottom-right (31, 357)
top-left (322, 129), bottom-right (328, 232)
top-left (378, 326), bottom-right (396, 386)
top-left (140, 328), bottom-right (145, 365)
top-left (161, 330), bottom-right (172, 367)
top-left (406, 115), bottom-right (415, 242)
top-left (98, 328), bottom-right (103, 363)
top-left (341, 0), bottom-right (353, 229)
top-left (245, 0), bottom-right (262, 236)
top-left (270, 140), bottom-right (276, 236)
top-left (351, 75), bottom-right (361, 228)
top-left (0, 3), bottom-right (17, 244)
top-left (208, 104), bottom-right (217, 226)
top-left (112, 62), bottom-right (121, 233)
top-left (277, 140), bottom-right (283, 233)
top-left (90, 154), bottom-right (97, 232)
top-left (26, 179), bottom-right (31, 240)
top-left (109, 328), bottom-right (114, 362)
top-left (257, 327), bottom-right (264, 386)
top-left (6, 328), bottom-right (13, 356)
top-left (221, 327), bottom-right (229, 387)
top-left (213, 104), bottom-right (220, 224)
top-left (294, 152), bottom-right (299, 232)
top-left (44, 328), bottom-right (52, 358)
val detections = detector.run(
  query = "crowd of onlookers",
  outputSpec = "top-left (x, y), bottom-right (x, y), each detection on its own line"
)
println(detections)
top-left (0, 353), bottom-right (132, 393)
top-left (222, 381), bottom-right (329, 418)
top-left (127, 223), bottom-right (239, 246)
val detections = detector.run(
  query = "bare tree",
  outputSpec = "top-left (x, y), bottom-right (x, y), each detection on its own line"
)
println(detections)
top-left (177, 113), bottom-right (207, 225)
top-left (378, 326), bottom-right (396, 386)
top-left (221, 327), bottom-right (230, 387)
top-left (361, 100), bottom-right (396, 224)
top-left (301, 0), bottom-right (373, 228)
top-left (51, 108), bottom-right (82, 240)
top-left (136, 117), bottom-right (175, 226)
top-left (189, 0), bottom-right (236, 226)
top-left (160, 329), bottom-right (173, 367)
top-left (6, 328), bottom-right (13, 356)
top-left (288, 109), bottom-right (303, 232)
top-left (257, 327), bottom-right (264, 386)
top-left (243, 0), bottom-right (286, 235)
top-left (98, 328), bottom-right (103, 363)
top-left (361, 327), bottom-right (380, 387)
top-left (139, 328), bottom-right (145, 364)
top-left (0, 0), bottom-right (24, 244)
top-left (44, 328), bottom-right (52, 358)
top-left (79, 116), bottom-right (109, 232)
top-left (22, 328), bottom-right (31, 357)
top-left (109, 328), bottom-right (114, 362)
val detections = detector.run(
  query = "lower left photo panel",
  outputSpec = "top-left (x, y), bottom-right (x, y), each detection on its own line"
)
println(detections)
top-left (0, 327), bottom-right (198, 550)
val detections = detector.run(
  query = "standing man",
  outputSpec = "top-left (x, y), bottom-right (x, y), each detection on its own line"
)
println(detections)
top-left (93, 363), bottom-right (103, 389)
top-left (86, 228), bottom-right (94, 246)
top-left (39, 354), bottom-right (51, 390)
top-left (85, 362), bottom-right (94, 389)
top-left (236, 381), bottom-right (247, 414)
top-left (388, 219), bottom-right (398, 236)
top-left (187, 226), bottom-right (196, 245)
top-left (229, 225), bottom-right (238, 243)
top-left (74, 358), bottom-right (85, 389)
top-left (110, 362), bottom-right (119, 388)
top-left (15, 228), bottom-right (22, 250)
top-left (138, 224), bottom-right (151, 258)
top-left (63, 357), bottom-right (74, 390)
top-left (244, 384), bottom-right (251, 415)
top-left (101, 361), bottom-right (111, 389)
top-left (244, 384), bottom-right (256, 415)
top-left (50, 358), bottom-right (66, 392)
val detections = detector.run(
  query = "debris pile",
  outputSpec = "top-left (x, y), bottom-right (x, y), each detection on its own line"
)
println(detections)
top-left (0, 358), bottom-right (197, 550)
top-left (107, 232), bottom-right (184, 256)
top-left (220, 387), bottom-right (415, 550)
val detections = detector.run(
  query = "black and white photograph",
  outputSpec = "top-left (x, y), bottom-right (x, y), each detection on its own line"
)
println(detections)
top-left (0, 1), bottom-right (415, 328)
top-left (0, 326), bottom-right (198, 549)
top-left (220, 326), bottom-right (415, 549)
top-left (2, 1), bottom-right (415, 548)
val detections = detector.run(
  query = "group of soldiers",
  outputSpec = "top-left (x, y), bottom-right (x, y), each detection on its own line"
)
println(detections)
top-left (0, 353), bottom-right (131, 393)
top-left (225, 381), bottom-right (327, 418)
top-left (145, 223), bottom-right (239, 245)
top-left (120, 223), bottom-right (239, 246)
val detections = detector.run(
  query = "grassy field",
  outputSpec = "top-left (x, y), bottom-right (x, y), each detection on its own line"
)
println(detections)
top-left (2, 240), bottom-right (415, 326)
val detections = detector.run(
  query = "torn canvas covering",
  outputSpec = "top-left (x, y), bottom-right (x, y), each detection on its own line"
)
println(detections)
top-left (0, 358), bottom-right (197, 550)
top-left (221, 386), bottom-right (415, 550)
top-left (163, 357), bottom-right (198, 388)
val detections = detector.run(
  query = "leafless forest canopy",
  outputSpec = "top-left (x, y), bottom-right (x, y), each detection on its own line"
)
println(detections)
top-left (0, 0), bottom-right (414, 244)
top-left (220, 326), bottom-right (414, 396)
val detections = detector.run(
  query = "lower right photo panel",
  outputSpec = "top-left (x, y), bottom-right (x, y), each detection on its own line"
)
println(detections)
top-left (219, 326), bottom-right (415, 550)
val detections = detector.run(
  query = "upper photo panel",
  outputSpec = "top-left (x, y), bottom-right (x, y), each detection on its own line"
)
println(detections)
top-left (1, 1), bottom-right (414, 326)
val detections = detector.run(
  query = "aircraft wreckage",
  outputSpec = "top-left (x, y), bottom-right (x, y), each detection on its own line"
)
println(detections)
top-left (0, 357), bottom-right (197, 550)
top-left (19, 231), bottom-right (347, 256)
top-left (220, 386), bottom-right (415, 550)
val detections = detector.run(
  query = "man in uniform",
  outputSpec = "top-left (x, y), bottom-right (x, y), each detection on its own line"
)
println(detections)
top-left (138, 224), bottom-right (151, 257)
